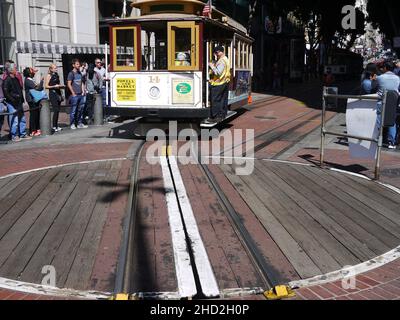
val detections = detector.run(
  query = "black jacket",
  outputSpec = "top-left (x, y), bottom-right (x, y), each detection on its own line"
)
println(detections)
top-left (3, 76), bottom-right (24, 109)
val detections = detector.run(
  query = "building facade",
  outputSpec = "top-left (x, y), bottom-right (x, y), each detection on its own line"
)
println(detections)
top-left (0, 0), bottom-right (16, 66)
top-left (1, 0), bottom-right (103, 80)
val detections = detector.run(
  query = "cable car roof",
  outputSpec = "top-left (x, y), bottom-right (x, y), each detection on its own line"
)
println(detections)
top-left (122, 0), bottom-right (250, 37)
top-left (131, 0), bottom-right (206, 8)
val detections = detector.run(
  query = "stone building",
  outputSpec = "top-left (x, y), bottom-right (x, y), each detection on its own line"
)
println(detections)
top-left (0, 0), bottom-right (121, 81)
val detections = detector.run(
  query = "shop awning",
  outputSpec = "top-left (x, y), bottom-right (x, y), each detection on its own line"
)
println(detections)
top-left (15, 41), bottom-right (109, 55)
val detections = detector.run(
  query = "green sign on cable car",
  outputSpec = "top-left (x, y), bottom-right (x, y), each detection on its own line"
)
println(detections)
top-left (176, 82), bottom-right (192, 94)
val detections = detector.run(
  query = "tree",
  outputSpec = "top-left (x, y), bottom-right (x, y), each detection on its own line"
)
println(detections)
top-left (334, 8), bottom-right (366, 50)
top-left (367, 0), bottom-right (400, 39)
top-left (248, 0), bottom-right (361, 72)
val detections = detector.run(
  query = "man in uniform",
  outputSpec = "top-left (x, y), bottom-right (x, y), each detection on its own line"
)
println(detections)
top-left (206, 46), bottom-right (231, 124)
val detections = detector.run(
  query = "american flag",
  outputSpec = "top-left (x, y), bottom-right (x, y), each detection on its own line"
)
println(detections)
top-left (202, 0), bottom-right (212, 17)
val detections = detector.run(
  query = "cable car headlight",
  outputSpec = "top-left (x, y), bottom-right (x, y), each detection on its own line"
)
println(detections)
top-left (149, 86), bottom-right (161, 99)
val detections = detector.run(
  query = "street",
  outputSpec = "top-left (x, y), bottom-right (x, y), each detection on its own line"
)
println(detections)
top-left (1, 78), bottom-right (400, 301)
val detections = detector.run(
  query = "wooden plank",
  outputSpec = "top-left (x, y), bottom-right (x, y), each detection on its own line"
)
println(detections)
top-left (63, 162), bottom-right (122, 289)
top-left (257, 162), bottom-right (371, 263)
top-left (70, 163), bottom-right (90, 182)
top-left (0, 180), bottom-right (62, 269)
top-left (269, 163), bottom-right (389, 256)
top-left (253, 162), bottom-right (361, 267)
top-left (110, 160), bottom-right (123, 170)
top-left (297, 165), bottom-right (400, 244)
top-left (64, 166), bottom-right (122, 290)
top-left (0, 181), bottom-right (77, 279)
top-left (181, 163), bottom-right (246, 289)
top-left (315, 168), bottom-right (400, 221)
top-left (88, 160), bottom-right (134, 293)
top-left (129, 159), bottom-right (157, 293)
top-left (0, 172), bottom-right (45, 220)
top-left (258, 162), bottom-right (376, 261)
top-left (20, 180), bottom-right (92, 283)
top-left (337, 171), bottom-right (400, 205)
top-left (152, 161), bottom-right (179, 291)
top-left (52, 167), bottom-right (77, 183)
top-left (0, 176), bottom-right (17, 195)
top-left (0, 169), bottom-right (61, 241)
top-left (0, 174), bottom-right (35, 201)
top-left (240, 169), bottom-right (342, 274)
top-left (208, 163), bottom-right (301, 283)
top-left (221, 164), bottom-right (322, 279)
top-left (65, 165), bottom-right (120, 290)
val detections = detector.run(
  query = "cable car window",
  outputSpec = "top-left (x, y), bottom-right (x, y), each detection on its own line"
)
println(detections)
top-left (174, 28), bottom-right (192, 66)
top-left (112, 26), bottom-right (138, 71)
top-left (140, 22), bottom-right (168, 71)
top-left (235, 40), bottom-right (240, 69)
top-left (244, 43), bottom-right (249, 69)
top-left (168, 21), bottom-right (199, 71)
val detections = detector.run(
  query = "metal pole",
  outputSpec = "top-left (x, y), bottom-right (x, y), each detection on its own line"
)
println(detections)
top-left (93, 93), bottom-right (104, 126)
top-left (105, 43), bottom-right (109, 108)
top-left (320, 86), bottom-right (327, 167)
top-left (374, 91), bottom-right (387, 180)
top-left (40, 99), bottom-right (52, 136)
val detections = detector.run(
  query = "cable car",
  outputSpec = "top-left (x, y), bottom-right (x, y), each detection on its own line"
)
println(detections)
top-left (107, 0), bottom-right (253, 132)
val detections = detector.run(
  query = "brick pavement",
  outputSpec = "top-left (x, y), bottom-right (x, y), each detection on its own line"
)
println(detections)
top-left (0, 143), bottom-right (132, 177)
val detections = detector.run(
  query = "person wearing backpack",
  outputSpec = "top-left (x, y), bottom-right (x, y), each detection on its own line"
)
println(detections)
top-left (67, 59), bottom-right (88, 130)
top-left (84, 64), bottom-right (101, 125)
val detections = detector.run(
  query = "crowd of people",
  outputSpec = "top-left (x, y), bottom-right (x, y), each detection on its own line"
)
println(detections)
top-left (361, 59), bottom-right (400, 149)
top-left (0, 58), bottom-right (108, 142)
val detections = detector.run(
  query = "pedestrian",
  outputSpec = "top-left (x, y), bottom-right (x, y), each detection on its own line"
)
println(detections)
top-left (45, 64), bottom-right (65, 132)
top-left (393, 59), bottom-right (400, 77)
top-left (23, 67), bottom-right (43, 137)
top-left (2, 63), bottom-right (31, 142)
top-left (205, 46), bottom-right (231, 124)
top-left (80, 62), bottom-right (88, 79)
top-left (272, 62), bottom-right (283, 93)
top-left (323, 67), bottom-right (335, 87)
top-left (67, 59), bottom-right (88, 130)
top-left (94, 58), bottom-right (106, 109)
top-left (2, 60), bottom-right (23, 87)
top-left (376, 60), bottom-right (399, 149)
top-left (361, 63), bottom-right (379, 94)
top-left (0, 67), bottom-right (6, 138)
top-left (84, 64), bottom-right (101, 124)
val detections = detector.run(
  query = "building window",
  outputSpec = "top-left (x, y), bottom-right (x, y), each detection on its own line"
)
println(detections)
top-left (0, 0), bottom-right (16, 65)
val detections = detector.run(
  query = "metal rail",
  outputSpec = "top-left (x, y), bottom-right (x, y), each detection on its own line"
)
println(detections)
top-left (320, 86), bottom-right (387, 180)
top-left (198, 161), bottom-right (281, 290)
top-left (114, 141), bottom-right (145, 294)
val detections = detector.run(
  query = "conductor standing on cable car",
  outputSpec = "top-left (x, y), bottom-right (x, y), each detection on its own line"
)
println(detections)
top-left (205, 46), bottom-right (231, 124)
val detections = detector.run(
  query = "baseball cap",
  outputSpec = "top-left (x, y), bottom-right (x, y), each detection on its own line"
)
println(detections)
top-left (213, 46), bottom-right (225, 54)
